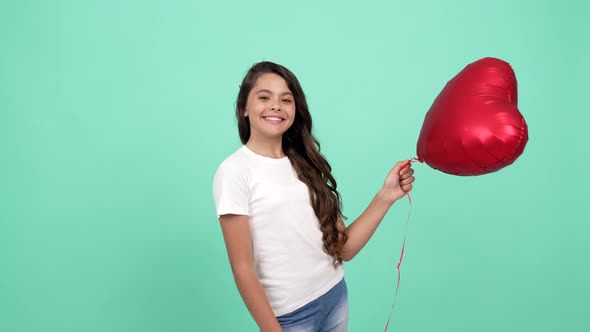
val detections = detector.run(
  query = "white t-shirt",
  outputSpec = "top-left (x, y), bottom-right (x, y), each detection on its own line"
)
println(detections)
top-left (212, 145), bottom-right (344, 316)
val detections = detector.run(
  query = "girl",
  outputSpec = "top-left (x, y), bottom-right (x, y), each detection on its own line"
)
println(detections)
top-left (213, 61), bottom-right (415, 332)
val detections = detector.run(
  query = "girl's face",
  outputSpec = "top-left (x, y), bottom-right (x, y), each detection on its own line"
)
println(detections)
top-left (244, 73), bottom-right (296, 142)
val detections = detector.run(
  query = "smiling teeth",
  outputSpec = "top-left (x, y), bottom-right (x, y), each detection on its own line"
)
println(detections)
top-left (264, 117), bottom-right (282, 121)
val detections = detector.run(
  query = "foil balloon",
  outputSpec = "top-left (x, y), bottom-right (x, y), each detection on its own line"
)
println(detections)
top-left (416, 57), bottom-right (528, 176)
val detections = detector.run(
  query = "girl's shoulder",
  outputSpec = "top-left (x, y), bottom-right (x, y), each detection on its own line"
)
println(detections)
top-left (217, 146), bottom-right (249, 167)
top-left (214, 146), bottom-right (251, 178)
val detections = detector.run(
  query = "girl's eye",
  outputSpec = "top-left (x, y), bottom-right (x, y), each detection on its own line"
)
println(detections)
top-left (259, 96), bottom-right (270, 100)
top-left (282, 99), bottom-right (292, 103)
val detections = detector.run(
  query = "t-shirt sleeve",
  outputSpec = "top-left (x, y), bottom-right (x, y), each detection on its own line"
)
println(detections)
top-left (212, 162), bottom-right (249, 219)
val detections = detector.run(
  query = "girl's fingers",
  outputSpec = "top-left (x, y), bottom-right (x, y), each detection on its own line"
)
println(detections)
top-left (400, 176), bottom-right (415, 185)
top-left (402, 184), bottom-right (413, 192)
top-left (400, 164), bottom-right (411, 175)
top-left (400, 168), bottom-right (414, 178)
top-left (390, 161), bottom-right (410, 176)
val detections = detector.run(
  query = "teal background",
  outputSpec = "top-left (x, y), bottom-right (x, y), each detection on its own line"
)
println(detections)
top-left (1, 0), bottom-right (588, 331)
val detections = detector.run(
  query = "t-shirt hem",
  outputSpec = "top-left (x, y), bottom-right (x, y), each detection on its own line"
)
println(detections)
top-left (272, 269), bottom-right (345, 317)
top-left (216, 209), bottom-right (249, 219)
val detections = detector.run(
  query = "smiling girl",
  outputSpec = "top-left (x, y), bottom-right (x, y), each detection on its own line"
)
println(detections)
top-left (213, 61), bottom-right (415, 332)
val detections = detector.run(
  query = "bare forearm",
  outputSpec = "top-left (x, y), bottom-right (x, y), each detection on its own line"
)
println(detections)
top-left (341, 189), bottom-right (395, 261)
top-left (232, 267), bottom-right (282, 332)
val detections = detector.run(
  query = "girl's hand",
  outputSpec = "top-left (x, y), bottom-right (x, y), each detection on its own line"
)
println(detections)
top-left (380, 160), bottom-right (415, 203)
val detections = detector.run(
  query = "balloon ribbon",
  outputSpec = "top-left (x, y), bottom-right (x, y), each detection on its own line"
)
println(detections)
top-left (384, 157), bottom-right (422, 332)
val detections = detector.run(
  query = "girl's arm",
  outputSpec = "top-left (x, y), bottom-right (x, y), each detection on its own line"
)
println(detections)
top-left (219, 214), bottom-right (283, 332)
top-left (340, 161), bottom-right (415, 261)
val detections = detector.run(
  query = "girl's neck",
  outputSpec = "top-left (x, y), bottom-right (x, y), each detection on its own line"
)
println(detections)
top-left (245, 137), bottom-right (286, 159)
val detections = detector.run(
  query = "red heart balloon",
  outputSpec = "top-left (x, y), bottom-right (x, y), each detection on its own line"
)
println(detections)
top-left (416, 57), bottom-right (528, 176)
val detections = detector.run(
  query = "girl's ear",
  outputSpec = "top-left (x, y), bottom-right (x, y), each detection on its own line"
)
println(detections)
top-left (244, 108), bottom-right (249, 117)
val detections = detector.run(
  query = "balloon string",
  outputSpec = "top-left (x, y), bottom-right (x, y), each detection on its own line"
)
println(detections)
top-left (384, 157), bottom-right (422, 332)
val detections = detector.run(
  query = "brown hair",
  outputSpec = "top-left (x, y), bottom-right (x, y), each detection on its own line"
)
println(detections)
top-left (236, 61), bottom-right (347, 266)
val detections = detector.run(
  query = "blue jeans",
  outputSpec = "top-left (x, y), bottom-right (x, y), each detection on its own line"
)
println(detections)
top-left (276, 278), bottom-right (349, 332)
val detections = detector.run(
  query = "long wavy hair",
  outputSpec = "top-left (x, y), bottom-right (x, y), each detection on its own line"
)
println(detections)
top-left (236, 61), bottom-right (347, 266)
